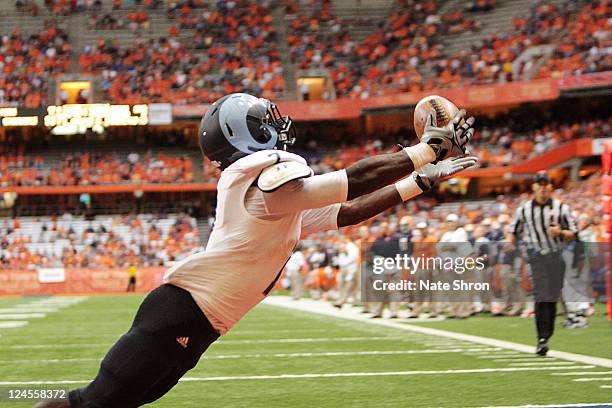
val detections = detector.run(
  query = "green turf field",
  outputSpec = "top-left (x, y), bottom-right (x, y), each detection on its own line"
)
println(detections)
top-left (0, 295), bottom-right (610, 407)
top-left (409, 304), bottom-right (612, 359)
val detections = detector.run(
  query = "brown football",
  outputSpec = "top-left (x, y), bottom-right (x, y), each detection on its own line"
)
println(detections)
top-left (413, 95), bottom-right (460, 139)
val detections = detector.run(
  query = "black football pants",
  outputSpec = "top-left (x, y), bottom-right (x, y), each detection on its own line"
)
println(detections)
top-left (69, 284), bottom-right (220, 408)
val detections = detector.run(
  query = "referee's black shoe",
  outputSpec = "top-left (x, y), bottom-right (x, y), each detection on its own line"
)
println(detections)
top-left (536, 338), bottom-right (549, 356)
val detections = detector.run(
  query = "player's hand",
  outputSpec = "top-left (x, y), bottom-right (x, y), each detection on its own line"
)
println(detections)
top-left (420, 155), bottom-right (478, 182)
top-left (411, 156), bottom-right (477, 191)
top-left (452, 110), bottom-right (476, 155)
top-left (420, 110), bottom-right (475, 161)
top-left (548, 224), bottom-right (562, 237)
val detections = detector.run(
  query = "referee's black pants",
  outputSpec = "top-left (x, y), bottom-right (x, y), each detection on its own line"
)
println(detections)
top-left (69, 284), bottom-right (220, 408)
top-left (529, 252), bottom-right (565, 341)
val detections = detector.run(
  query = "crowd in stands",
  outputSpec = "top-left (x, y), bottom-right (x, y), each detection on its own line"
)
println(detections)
top-left (286, 174), bottom-right (602, 323)
top-left (0, 151), bottom-right (194, 187)
top-left (15, 0), bottom-right (162, 16)
top-left (1, 113), bottom-right (607, 187)
top-left (88, 11), bottom-right (149, 32)
top-left (299, 117), bottom-right (611, 174)
top-left (0, 213), bottom-right (200, 269)
top-left (465, 0), bottom-right (496, 12)
top-left (78, 1), bottom-right (284, 104)
top-left (0, 22), bottom-right (71, 107)
top-left (471, 116), bottom-right (612, 167)
top-left (8, 0), bottom-right (611, 105)
top-left (287, 0), bottom-right (609, 99)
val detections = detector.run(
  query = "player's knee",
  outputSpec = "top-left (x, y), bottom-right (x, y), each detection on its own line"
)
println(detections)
top-left (101, 335), bottom-right (167, 387)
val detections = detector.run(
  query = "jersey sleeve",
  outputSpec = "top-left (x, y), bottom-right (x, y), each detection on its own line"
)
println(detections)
top-left (300, 203), bottom-right (342, 235)
top-left (262, 170), bottom-right (348, 214)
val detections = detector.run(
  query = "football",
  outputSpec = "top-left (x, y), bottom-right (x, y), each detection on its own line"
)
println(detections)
top-left (413, 95), bottom-right (461, 139)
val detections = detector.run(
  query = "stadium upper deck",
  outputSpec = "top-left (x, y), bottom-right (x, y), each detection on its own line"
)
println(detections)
top-left (1, 0), bottom-right (609, 107)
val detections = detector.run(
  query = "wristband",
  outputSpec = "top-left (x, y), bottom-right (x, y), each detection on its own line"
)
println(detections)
top-left (403, 143), bottom-right (436, 169)
top-left (412, 172), bottom-right (433, 191)
top-left (394, 174), bottom-right (423, 202)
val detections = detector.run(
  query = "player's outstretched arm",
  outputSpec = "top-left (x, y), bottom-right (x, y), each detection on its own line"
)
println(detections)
top-left (338, 156), bottom-right (478, 227)
top-left (262, 114), bottom-right (474, 215)
top-left (345, 111), bottom-right (475, 200)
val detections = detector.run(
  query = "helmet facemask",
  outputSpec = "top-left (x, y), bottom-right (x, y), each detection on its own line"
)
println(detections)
top-left (260, 99), bottom-right (296, 151)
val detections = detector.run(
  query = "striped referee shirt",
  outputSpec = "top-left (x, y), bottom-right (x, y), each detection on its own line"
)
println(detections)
top-left (511, 198), bottom-right (577, 254)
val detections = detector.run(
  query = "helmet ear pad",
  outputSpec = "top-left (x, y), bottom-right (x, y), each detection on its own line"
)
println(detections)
top-left (259, 123), bottom-right (279, 144)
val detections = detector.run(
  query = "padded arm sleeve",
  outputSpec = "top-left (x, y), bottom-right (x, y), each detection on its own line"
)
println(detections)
top-left (263, 170), bottom-right (349, 215)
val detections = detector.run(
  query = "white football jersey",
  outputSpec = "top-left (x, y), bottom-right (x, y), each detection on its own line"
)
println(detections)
top-left (164, 150), bottom-right (347, 334)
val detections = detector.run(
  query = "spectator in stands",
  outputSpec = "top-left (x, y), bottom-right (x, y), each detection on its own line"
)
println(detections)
top-left (0, 24), bottom-right (71, 107)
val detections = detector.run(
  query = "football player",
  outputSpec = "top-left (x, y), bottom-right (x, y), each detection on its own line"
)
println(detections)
top-left (35, 93), bottom-right (476, 408)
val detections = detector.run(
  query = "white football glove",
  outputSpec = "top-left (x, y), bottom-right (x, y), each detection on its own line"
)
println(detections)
top-left (412, 156), bottom-right (478, 190)
top-left (420, 110), bottom-right (475, 162)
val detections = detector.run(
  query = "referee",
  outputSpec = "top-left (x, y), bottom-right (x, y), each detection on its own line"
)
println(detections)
top-left (510, 173), bottom-right (577, 356)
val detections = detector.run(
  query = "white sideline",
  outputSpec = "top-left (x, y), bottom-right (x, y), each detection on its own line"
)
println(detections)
top-left (0, 365), bottom-right (599, 386)
top-left (263, 296), bottom-right (612, 368)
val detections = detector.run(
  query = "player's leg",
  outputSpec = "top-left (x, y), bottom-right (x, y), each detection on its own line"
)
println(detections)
top-left (67, 283), bottom-right (219, 407)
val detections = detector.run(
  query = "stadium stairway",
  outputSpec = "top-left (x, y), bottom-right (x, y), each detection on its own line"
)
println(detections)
top-left (0, 3), bottom-right (59, 32)
top-left (440, 0), bottom-right (534, 57)
top-left (75, 6), bottom-right (176, 53)
top-left (440, 0), bottom-right (569, 57)
top-left (271, 3), bottom-right (297, 100)
top-left (329, 0), bottom-right (394, 42)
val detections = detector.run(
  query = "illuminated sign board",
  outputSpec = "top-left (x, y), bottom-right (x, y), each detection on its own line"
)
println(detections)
top-left (0, 104), bottom-right (151, 133)
top-left (44, 104), bottom-right (148, 134)
top-left (0, 107), bottom-right (39, 126)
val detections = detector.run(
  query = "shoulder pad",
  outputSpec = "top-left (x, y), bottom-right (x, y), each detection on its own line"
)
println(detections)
top-left (257, 161), bottom-right (314, 192)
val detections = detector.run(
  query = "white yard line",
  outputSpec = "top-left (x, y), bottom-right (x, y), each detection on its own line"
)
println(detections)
top-left (263, 296), bottom-right (612, 368)
top-left (551, 371), bottom-right (612, 376)
top-left (572, 377), bottom-right (612, 382)
top-left (509, 362), bottom-right (576, 366)
top-left (600, 385), bottom-right (612, 389)
top-left (480, 403), bottom-right (612, 408)
top-left (0, 365), bottom-right (599, 386)
top-left (0, 358), bottom-right (101, 364)
top-left (0, 322), bottom-right (28, 329)
top-left (1, 336), bottom-right (414, 349)
top-left (0, 348), bottom-right (503, 365)
top-left (0, 313), bottom-right (46, 319)
top-left (218, 336), bottom-right (403, 344)
top-left (495, 359), bottom-right (559, 363)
